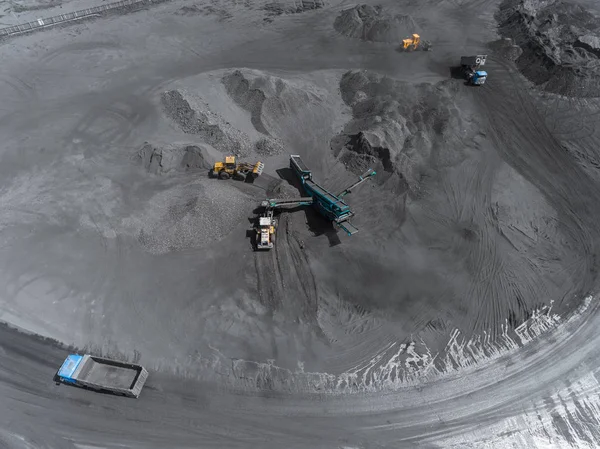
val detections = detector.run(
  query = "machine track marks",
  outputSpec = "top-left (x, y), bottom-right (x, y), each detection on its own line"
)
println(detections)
top-left (276, 215), bottom-right (319, 322)
top-left (254, 240), bottom-right (286, 313)
top-left (253, 213), bottom-right (319, 327)
top-left (481, 58), bottom-right (600, 307)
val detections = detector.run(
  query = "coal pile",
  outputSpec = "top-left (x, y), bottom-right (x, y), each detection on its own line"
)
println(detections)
top-left (497, 0), bottom-right (600, 97)
top-left (262, 0), bottom-right (323, 20)
top-left (254, 136), bottom-right (284, 156)
top-left (221, 69), bottom-right (322, 139)
top-left (128, 181), bottom-right (251, 255)
top-left (334, 4), bottom-right (420, 43)
top-left (161, 89), bottom-right (252, 155)
top-left (488, 37), bottom-right (523, 61)
top-left (332, 70), bottom-right (462, 193)
top-left (222, 70), bottom-right (270, 135)
top-left (135, 143), bottom-right (212, 175)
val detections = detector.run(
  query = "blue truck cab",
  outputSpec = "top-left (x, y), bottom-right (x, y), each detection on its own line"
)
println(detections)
top-left (57, 354), bottom-right (84, 384)
top-left (471, 71), bottom-right (487, 86)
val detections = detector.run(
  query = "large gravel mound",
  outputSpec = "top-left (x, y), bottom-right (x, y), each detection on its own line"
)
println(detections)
top-left (161, 89), bottom-right (252, 155)
top-left (135, 142), bottom-right (213, 175)
top-left (331, 70), bottom-right (463, 194)
top-left (221, 69), bottom-right (323, 139)
top-left (123, 180), bottom-right (252, 255)
top-left (334, 4), bottom-right (420, 43)
top-left (497, 0), bottom-right (600, 97)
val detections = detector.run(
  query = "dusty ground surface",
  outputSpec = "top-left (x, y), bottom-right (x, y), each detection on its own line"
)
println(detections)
top-left (2, 0), bottom-right (600, 446)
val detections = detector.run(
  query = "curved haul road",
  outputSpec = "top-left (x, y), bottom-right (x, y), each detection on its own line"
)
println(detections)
top-left (2, 299), bottom-right (600, 448)
top-left (2, 0), bottom-right (600, 447)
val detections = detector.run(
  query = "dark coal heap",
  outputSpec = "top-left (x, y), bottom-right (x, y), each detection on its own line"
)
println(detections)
top-left (334, 4), bottom-right (420, 43)
top-left (497, 0), bottom-right (600, 98)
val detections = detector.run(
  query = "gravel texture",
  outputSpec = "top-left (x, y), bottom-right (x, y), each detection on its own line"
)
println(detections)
top-left (331, 70), bottom-right (462, 194)
top-left (497, 0), bottom-right (600, 97)
top-left (221, 69), bottom-right (324, 141)
top-left (254, 136), bottom-right (285, 156)
top-left (176, 4), bottom-right (232, 21)
top-left (488, 37), bottom-right (523, 61)
top-left (333, 4), bottom-right (420, 43)
top-left (124, 180), bottom-right (252, 255)
top-left (135, 142), bottom-right (213, 175)
top-left (161, 89), bottom-right (253, 156)
top-left (262, 0), bottom-right (323, 19)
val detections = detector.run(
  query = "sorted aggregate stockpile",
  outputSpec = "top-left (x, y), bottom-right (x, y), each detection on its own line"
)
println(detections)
top-left (497, 0), bottom-right (600, 97)
top-left (221, 69), bottom-right (323, 139)
top-left (124, 181), bottom-right (251, 255)
top-left (331, 70), bottom-right (462, 193)
top-left (334, 4), bottom-right (420, 43)
top-left (135, 142), bottom-right (212, 175)
top-left (161, 89), bottom-right (252, 155)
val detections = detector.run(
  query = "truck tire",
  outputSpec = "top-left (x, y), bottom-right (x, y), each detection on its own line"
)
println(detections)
top-left (219, 170), bottom-right (230, 180)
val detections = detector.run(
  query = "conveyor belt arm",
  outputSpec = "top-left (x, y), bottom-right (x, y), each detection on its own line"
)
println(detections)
top-left (337, 168), bottom-right (376, 197)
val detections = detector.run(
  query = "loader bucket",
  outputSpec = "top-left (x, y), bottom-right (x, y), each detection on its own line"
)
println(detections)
top-left (253, 162), bottom-right (265, 177)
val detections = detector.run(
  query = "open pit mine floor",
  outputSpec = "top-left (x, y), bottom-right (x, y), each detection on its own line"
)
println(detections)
top-left (2, 0), bottom-right (600, 447)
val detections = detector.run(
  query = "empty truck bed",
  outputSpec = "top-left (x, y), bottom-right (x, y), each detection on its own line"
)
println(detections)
top-left (78, 358), bottom-right (139, 389)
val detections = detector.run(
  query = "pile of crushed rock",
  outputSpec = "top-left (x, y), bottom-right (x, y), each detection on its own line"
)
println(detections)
top-left (488, 37), bottom-right (523, 62)
top-left (135, 142), bottom-right (213, 175)
top-left (254, 136), bottom-right (285, 156)
top-left (124, 180), bottom-right (252, 255)
top-left (262, 0), bottom-right (324, 22)
top-left (221, 69), bottom-right (322, 140)
top-left (161, 89), bottom-right (253, 156)
top-left (334, 4), bottom-right (420, 43)
top-left (331, 70), bottom-right (463, 194)
top-left (497, 0), bottom-right (600, 97)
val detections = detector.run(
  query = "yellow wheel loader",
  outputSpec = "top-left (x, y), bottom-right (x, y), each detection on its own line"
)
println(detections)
top-left (403, 34), bottom-right (420, 51)
top-left (211, 155), bottom-right (264, 182)
top-left (255, 208), bottom-right (277, 250)
top-left (401, 34), bottom-right (432, 52)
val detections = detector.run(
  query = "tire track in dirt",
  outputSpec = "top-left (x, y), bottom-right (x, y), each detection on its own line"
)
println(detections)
top-left (251, 211), bottom-right (325, 367)
top-left (539, 94), bottom-right (600, 140)
top-left (254, 232), bottom-right (286, 313)
top-left (535, 92), bottom-right (600, 179)
top-left (408, 146), bottom-right (523, 337)
top-left (481, 57), bottom-right (600, 309)
top-left (0, 73), bottom-right (37, 106)
top-left (63, 94), bottom-right (156, 149)
top-left (255, 213), bottom-right (319, 324)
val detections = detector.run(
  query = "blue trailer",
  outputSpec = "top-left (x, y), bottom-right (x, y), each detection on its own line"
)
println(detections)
top-left (56, 354), bottom-right (148, 398)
